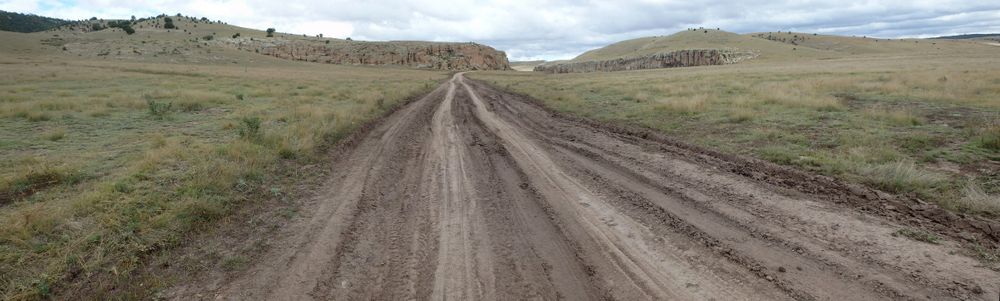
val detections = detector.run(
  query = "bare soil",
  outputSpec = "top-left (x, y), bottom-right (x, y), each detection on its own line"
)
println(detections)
top-left (170, 73), bottom-right (1000, 300)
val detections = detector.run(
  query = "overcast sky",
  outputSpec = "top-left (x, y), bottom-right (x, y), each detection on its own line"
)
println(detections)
top-left (3, 0), bottom-right (999, 60)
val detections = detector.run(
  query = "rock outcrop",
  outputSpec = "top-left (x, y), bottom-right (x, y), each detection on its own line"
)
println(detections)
top-left (534, 49), bottom-right (758, 73)
top-left (219, 37), bottom-right (510, 70)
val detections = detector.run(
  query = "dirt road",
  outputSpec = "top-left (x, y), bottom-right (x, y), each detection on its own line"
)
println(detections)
top-left (175, 73), bottom-right (999, 300)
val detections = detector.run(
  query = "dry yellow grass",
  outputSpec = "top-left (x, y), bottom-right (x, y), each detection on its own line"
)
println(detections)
top-left (0, 52), bottom-right (446, 299)
top-left (472, 50), bottom-right (1000, 215)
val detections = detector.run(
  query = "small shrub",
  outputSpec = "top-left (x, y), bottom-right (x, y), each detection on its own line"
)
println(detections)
top-left (146, 99), bottom-right (172, 118)
top-left (202, 35), bottom-right (214, 41)
top-left (232, 33), bottom-right (240, 38)
top-left (235, 93), bottom-right (245, 101)
top-left (266, 28), bottom-right (275, 37)
top-left (43, 129), bottom-right (65, 141)
top-left (238, 116), bottom-right (262, 141)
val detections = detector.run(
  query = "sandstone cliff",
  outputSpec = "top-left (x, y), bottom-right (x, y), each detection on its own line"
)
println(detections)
top-left (534, 49), bottom-right (758, 73)
top-left (218, 37), bottom-right (510, 70)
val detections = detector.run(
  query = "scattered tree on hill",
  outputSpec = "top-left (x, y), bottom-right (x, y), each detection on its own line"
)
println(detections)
top-left (266, 28), bottom-right (275, 37)
top-left (232, 33), bottom-right (241, 38)
top-left (164, 17), bottom-right (176, 29)
top-left (91, 23), bottom-right (103, 31)
top-left (346, 37), bottom-right (352, 41)
top-left (107, 20), bottom-right (135, 34)
top-left (0, 11), bottom-right (73, 32)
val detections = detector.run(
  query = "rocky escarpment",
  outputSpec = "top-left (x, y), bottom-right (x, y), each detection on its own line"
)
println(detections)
top-left (534, 49), bottom-right (758, 73)
top-left (218, 37), bottom-right (510, 70)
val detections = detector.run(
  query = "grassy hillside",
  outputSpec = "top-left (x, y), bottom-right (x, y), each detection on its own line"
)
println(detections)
top-left (933, 33), bottom-right (1000, 40)
top-left (572, 29), bottom-right (831, 62)
top-left (0, 11), bottom-right (71, 33)
top-left (473, 44), bottom-right (1000, 218)
top-left (749, 31), bottom-right (992, 55)
top-left (570, 29), bottom-right (995, 65)
top-left (0, 14), bottom-right (447, 300)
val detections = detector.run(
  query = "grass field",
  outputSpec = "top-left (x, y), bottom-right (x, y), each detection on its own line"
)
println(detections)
top-left (472, 53), bottom-right (1000, 215)
top-left (0, 55), bottom-right (445, 299)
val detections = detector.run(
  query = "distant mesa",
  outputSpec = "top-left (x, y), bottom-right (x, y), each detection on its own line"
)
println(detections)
top-left (536, 29), bottom-right (767, 73)
top-left (532, 28), bottom-right (999, 73)
top-left (222, 37), bottom-right (510, 71)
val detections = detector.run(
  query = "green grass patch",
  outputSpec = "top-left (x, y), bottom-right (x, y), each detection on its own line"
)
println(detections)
top-left (0, 59), bottom-right (446, 299)
top-left (892, 228), bottom-right (941, 244)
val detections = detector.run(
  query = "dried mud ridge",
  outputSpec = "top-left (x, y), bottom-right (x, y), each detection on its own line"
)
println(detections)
top-left (174, 74), bottom-right (1000, 300)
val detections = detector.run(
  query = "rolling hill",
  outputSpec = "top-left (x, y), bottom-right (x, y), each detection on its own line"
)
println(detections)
top-left (571, 29), bottom-right (829, 62)
top-left (2, 13), bottom-right (509, 70)
top-left (747, 31), bottom-right (992, 55)
top-left (536, 28), bottom-right (998, 73)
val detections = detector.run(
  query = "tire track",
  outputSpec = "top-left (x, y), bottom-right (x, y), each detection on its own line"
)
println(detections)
top-left (174, 73), bottom-right (1000, 301)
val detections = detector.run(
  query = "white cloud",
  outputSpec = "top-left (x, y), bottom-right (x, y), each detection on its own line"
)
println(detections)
top-left (2, 0), bottom-right (999, 60)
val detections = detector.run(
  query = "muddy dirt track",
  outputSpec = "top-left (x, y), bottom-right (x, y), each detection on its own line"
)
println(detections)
top-left (176, 73), bottom-right (1000, 300)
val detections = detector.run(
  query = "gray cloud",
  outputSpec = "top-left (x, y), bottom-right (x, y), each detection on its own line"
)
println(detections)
top-left (2, 0), bottom-right (999, 60)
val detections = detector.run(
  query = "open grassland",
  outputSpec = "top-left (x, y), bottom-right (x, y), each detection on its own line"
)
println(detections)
top-left (0, 57), bottom-right (446, 299)
top-left (472, 54), bottom-right (1000, 215)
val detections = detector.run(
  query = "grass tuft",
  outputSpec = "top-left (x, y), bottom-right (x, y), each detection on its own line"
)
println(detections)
top-left (145, 98), bottom-right (172, 118)
top-left (238, 116), bottom-right (262, 141)
top-left (858, 161), bottom-right (946, 196)
top-left (954, 183), bottom-right (1000, 214)
top-left (864, 107), bottom-right (925, 126)
top-left (976, 125), bottom-right (1000, 152)
top-left (1, 165), bottom-right (68, 203)
top-left (892, 228), bottom-right (941, 244)
top-left (43, 129), bottom-right (65, 141)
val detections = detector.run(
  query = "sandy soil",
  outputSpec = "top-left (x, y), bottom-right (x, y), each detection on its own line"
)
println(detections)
top-left (170, 73), bottom-right (1000, 300)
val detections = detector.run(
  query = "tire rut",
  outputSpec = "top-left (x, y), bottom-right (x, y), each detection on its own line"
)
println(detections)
top-left (173, 73), bottom-right (1000, 301)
